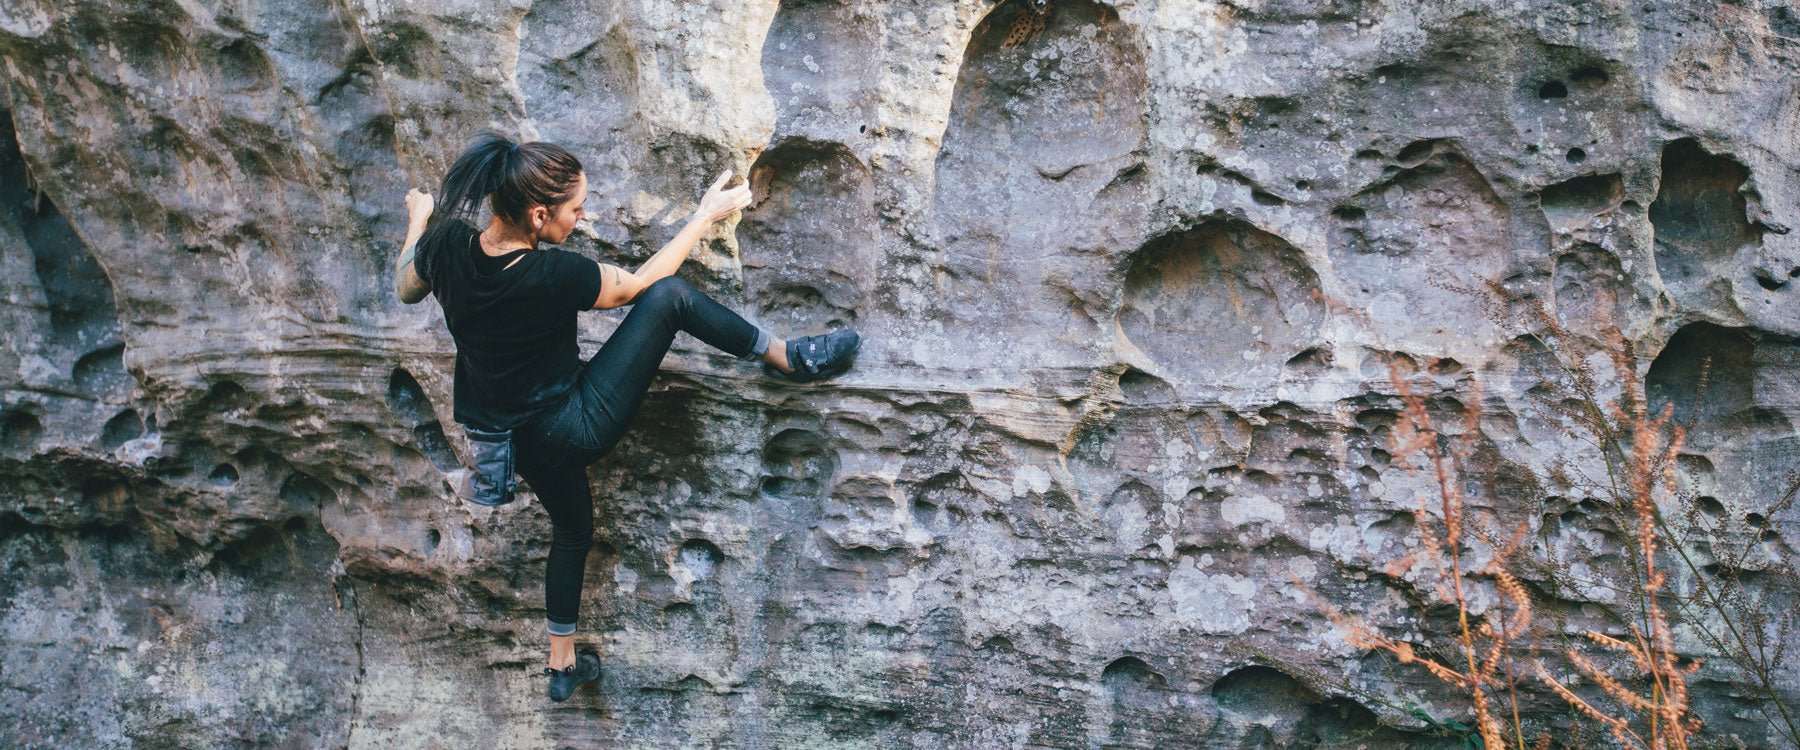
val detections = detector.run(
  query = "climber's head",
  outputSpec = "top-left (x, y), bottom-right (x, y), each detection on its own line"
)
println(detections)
top-left (434, 131), bottom-right (586, 244)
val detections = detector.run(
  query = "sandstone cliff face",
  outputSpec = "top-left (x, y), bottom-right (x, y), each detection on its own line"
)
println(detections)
top-left (2, 0), bottom-right (1798, 747)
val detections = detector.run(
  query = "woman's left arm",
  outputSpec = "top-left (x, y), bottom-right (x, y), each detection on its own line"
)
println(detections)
top-left (588, 171), bottom-right (749, 309)
top-left (396, 188), bottom-right (434, 304)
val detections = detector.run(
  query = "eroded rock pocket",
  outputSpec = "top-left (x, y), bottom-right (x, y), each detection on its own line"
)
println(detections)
top-left (740, 140), bottom-right (875, 333)
top-left (384, 367), bottom-right (458, 472)
top-left (1120, 221), bottom-right (1325, 387)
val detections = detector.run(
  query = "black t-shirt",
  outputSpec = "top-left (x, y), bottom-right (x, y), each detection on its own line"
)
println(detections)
top-left (415, 219), bottom-right (601, 431)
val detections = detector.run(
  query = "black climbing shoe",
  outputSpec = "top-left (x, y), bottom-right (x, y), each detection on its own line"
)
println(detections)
top-left (545, 652), bottom-right (600, 702)
top-left (765, 329), bottom-right (861, 383)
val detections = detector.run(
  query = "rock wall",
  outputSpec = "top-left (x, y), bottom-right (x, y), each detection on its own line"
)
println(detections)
top-left (2, 0), bottom-right (1798, 747)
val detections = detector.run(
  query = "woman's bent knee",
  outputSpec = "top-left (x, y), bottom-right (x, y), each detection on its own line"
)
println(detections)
top-left (637, 275), bottom-right (696, 309)
top-left (551, 521), bottom-right (595, 550)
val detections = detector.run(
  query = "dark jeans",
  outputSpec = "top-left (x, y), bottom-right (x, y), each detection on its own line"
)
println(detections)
top-left (513, 276), bottom-right (767, 635)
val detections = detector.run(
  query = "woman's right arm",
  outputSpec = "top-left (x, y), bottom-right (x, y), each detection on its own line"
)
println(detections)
top-left (591, 170), bottom-right (751, 310)
top-left (396, 188), bottom-right (434, 305)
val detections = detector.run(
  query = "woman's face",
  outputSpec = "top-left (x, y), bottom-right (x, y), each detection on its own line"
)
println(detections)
top-left (535, 171), bottom-right (588, 244)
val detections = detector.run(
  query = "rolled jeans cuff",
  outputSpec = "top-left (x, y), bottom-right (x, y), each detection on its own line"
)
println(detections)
top-left (547, 618), bottom-right (577, 636)
top-left (741, 327), bottom-right (772, 362)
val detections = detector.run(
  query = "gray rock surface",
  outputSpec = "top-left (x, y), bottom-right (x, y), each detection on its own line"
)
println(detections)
top-left (2, 0), bottom-right (1798, 747)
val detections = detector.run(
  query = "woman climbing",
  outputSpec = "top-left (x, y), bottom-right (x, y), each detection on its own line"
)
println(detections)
top-left (391, 132), bottom-right (860, 702)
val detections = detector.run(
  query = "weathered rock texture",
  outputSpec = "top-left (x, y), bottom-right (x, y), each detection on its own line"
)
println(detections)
top-left (2, 0), bottom-right (1798, 747)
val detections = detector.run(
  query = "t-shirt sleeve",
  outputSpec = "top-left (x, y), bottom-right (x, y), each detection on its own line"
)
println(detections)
top-left (551, 252), bottom-right (603, 311)
top-left (412, 219), bottom-right (470, 288)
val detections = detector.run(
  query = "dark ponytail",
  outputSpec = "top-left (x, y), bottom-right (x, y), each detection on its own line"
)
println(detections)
top-left (418, 131), bottom-right (584, 256)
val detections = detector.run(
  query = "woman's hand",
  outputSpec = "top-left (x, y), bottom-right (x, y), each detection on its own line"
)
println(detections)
top-left (406, 188), bottom-right (435, 229)
top-left (617, 169), bottom-right (753, 298)
top-left (693, 170), bottom-right (752, 225)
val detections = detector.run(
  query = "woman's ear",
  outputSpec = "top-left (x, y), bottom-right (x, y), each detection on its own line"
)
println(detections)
top-left (530, 205), bottom-right (549, 233)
